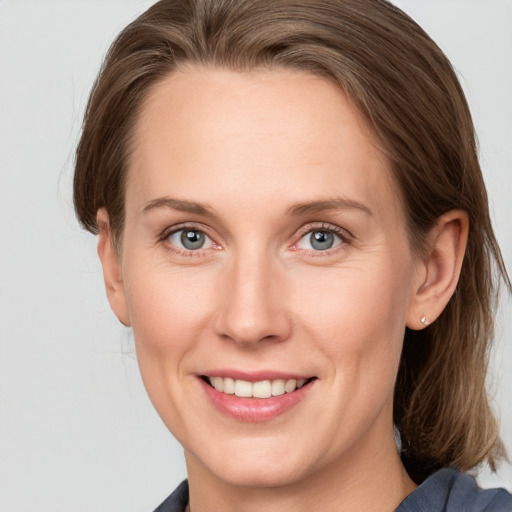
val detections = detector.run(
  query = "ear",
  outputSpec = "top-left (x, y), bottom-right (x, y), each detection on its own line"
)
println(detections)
top-left (96, 208), bottom-right (131, 327)
top-left (406, 210), bottom-right (469, 330)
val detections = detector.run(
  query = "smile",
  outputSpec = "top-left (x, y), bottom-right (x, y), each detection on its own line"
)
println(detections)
top-left (205, 376), bottom-right (311, 398)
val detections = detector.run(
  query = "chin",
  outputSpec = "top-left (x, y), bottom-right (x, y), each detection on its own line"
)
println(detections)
top-left (217, 461), bottom-right (311, 489)
top-left (187, 440), bottom-right (317, 489)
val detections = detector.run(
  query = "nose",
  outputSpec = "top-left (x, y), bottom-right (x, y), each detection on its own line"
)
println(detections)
top-left (214, 251), bottom-right (292, 347)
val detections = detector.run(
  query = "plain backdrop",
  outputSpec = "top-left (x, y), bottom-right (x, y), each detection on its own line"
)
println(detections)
top-left (0, 1), bottom-right (510, 511)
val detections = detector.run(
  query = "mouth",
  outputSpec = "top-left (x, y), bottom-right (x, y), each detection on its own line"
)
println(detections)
top-left (202, 375), bottom-right (315, 399)
top-left (199, 373), bottom-right (317, 421)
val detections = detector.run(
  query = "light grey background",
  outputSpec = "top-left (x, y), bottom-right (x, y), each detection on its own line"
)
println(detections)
top-left (0, 1), bottom-right (510, 510)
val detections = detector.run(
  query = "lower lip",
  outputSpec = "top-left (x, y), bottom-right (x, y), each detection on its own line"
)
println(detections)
top-left (199, 378), bottom-right (314, 422)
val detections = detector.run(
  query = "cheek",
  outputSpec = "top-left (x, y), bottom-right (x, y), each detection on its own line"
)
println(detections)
top-left (121, 254), bottom-right (216, 378)
top-left (126, 268), bottom-right (217, 355)
top-left (122, 263), bottom-right (221, 436)
top-left (292, 258), bottom-right (411, 386)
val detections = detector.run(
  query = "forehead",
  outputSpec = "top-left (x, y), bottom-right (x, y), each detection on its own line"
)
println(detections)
top-left (127, 67), bottom-right (400, 220)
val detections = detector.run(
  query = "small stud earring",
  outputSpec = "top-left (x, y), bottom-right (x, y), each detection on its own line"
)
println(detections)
top-left (420, 316), bottom-right (430, 326)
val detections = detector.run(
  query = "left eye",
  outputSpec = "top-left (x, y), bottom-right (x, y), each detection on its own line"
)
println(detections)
top-left (297, 230), bottom-right (343, 251)
top-left (168, 229), bottom-right (214, 250)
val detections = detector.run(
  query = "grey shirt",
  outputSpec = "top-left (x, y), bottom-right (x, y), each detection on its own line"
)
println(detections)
top-left (153, 468), bottom-right (512, 511)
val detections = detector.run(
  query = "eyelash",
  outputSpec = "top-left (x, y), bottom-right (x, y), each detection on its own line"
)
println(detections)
top-left (292, 223), bottom-right (351, 256)
top-left (158, 222), bottom-right (351, 258)
top-left (159, 223), bottom-right (219, 258)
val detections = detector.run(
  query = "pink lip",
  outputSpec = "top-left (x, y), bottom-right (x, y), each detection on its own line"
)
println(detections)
top-left (199, 375), bottom-right (315, 422)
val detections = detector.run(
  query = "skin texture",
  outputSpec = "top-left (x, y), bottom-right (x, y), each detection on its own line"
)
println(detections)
top-left (97, 68), bottom-right (468, 512)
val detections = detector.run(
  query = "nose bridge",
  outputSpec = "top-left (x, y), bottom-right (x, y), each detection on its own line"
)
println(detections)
top-left (215, 243), bottom-right (290, 346)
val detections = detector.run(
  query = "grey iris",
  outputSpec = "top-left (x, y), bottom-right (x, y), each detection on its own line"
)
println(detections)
top-left (181, 230), bottom-right (205, 250)
top-left (310, 231), bottom-right (335, 250)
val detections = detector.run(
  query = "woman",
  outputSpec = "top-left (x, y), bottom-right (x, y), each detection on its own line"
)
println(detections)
top-left (73, 0), bottom-right (511, 510)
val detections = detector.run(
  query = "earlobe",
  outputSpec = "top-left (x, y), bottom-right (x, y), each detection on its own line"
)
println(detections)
top-left (96, 209), bottom-right (131, 327)
top-left (406, 210), bottom-right (469, 330)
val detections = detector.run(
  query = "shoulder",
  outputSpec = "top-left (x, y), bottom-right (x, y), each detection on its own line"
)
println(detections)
top-left (396, 468), bottom-right (512, 512)
top-left (151, 472), bottom-right (512, 512)
top-left (153, 480), bottom-right (189, 512)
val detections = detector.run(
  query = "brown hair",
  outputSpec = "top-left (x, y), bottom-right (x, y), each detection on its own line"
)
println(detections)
top-left (74, 0), bottom-right (510, 482)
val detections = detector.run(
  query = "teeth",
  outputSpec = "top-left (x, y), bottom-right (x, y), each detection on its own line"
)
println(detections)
top-left (234, 379), bottom-right (252, 397)
top-left (284, 379), bottom-right (297, 393)
top-left (212, 376), bottom-right (223, 392)
top-left (223, 377), bottom-right (235, 394)
top-left (207, 376), bottom-right (309, 398)
top-left (271, 379), bottom-right (285, 396)
top-left (253, 380), bottom-right (272, 399)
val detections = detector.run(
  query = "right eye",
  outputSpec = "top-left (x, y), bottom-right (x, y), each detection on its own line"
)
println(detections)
top-left (167, 229), bottom-right (214, 251)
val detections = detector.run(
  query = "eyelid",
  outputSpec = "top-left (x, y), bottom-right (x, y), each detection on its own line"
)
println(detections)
top-left (295, 222), bottom-right (352, 240)
top-left (290, 222), bottom-right (352, 252)
top-left (159, 222), bottom-right (213, 240)
top-left (157, 221), bottom-right (351, 255)
top-left (159, 222), bottom-right (221, 254)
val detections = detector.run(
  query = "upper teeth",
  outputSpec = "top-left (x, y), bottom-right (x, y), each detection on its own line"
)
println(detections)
top-left (208, 377), bottom-right (307, 398)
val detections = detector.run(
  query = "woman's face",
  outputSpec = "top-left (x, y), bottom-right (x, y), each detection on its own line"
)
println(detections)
top-left (112, 68), bottom-right (424, 487)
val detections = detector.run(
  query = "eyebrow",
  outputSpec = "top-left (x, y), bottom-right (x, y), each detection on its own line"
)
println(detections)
top-left (142, 197), bottom-right (215, 216)
top-left (286, 197), bottom-right (373, 217)
top-left (142, 196), bottom-right (373, 218)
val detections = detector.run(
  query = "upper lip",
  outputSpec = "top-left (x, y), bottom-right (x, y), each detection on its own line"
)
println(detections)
top-left (200, 370), bottom-right (314, 382)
